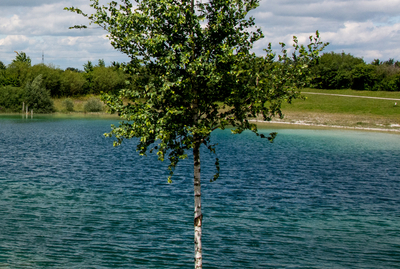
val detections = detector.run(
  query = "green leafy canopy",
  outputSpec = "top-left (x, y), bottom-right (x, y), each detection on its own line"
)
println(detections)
top-left (65, 0), bottom-right (328, 182)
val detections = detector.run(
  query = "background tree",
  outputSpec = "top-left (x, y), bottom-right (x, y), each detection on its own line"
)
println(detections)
top-left (66, 0), bottom-right (326, 267)
top-left (0, 86), bottom-right (25, 112)
top-left (27, 64), bottom-right (64, 97)
top-left (350, 63), bottom-right (377, 91)
top-left (83, 60), bottom-right (94, 73)
top-left (61, 69), bottom-right (86, 96)
top-left (0, 61), bottom-right (6, 86)
top-left (371, 58), bottom-right (381, 66)
top-left (96, 59), bottom-right (106, 67)
top-left (24, 74), bottom-right (55, 113)
top-left (65, 67), bottom-right (82, 73)
top-left (91, 66), bottom-right (127, 94)
top-left (311, 51), bottom-right (364, 89)
top-left (5, 61), bottom-right (30, 87)
top-left (83, 60), bottom-right (94, 94)
top-left (369, 58), bottom-right (400, 91)
top-left (12, 51), bottom-right (31, 66)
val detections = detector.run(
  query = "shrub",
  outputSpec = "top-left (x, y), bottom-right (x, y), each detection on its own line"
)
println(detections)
top-left (0, 86), bottom-right (25, 112)
top-left (84, 97), bottom-right (103, 112)
top-left (62, 98), bottom-right (74, 112)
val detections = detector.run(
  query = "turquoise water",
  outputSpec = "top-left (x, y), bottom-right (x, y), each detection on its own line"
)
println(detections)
top-left (0, 115), bottom-right (399, 268)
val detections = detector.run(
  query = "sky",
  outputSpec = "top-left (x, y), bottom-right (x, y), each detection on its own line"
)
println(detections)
top-left (1, 0), bottom-right (400, 70)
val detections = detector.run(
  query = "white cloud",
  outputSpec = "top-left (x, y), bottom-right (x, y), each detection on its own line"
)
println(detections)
top-left (324, 21), bottom-right (400, 45)
top-left (0, 35), bottom-right (31, 48)
top-left (0, 0), bottom-right (60, 7)
top-left (0, 1), bottom-right (128, 68)
top-left (250, 0), bottom-right (400, 62)
top-left (0, 0), bottom-right (400, 68)
top-left (0, 3), bottom-right (93, 36)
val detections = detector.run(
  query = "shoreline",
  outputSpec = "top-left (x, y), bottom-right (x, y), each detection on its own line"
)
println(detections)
top-left (0, 111), bottom-right (120, 119)
top-left (252, 120), bottom-right (400, 133)
top-left (251, 111), bottom-right (400, 133)
top-left (2, 111), bottom-right (400, 133)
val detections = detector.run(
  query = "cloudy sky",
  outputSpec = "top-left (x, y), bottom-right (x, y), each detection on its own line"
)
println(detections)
top-left (1, 0), bottom-right (399, 69)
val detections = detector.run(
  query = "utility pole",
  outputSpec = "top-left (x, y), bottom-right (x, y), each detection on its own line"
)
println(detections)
top-left (42, 51), bottom-right (44, 64)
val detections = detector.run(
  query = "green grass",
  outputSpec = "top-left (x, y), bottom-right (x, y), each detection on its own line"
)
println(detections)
top-left (282, 88), bottom-right (400, 117)
top-left (301, 88), bottom-right (400, 98)
top-left (53, 90), bottom-right (400, 117)
top-left (49, 90), bottom-right (400, 129)
top-left (53, 95), bottom-right (103, 113)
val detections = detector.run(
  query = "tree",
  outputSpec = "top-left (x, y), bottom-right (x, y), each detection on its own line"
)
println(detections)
top-left (96, 59), bottom-right (106, 67)
top-left (66, 1), bottom-right (326, 267)
top-left (27, 64), bottom-right (64, 97)
top-left (0, 86), bottom-right (25, 112)
top-left (83, 60), bottom-right (94, 73)
top-left (65, 67), bottom-right (82, 73)
top-left (5, 61), bottom-right (30, 87)
top-left (24, 74), bottom-right (55, 113)
top-left (0, 62), bottom-right (6, 87)
top-left (311, 51), bottom-right (364, 89)
top-left (351, 64), bottom-right (377, 91)
top-left (371, 59), bottom-right (381, 66)
top-left (12, 51), bottom-right (31, 66)
top-left (61, 70), bottom-right (86, 96)
top-left (91, 66), bottom-right (127, 94)
top-left (384, 58), bottom-right (395, 66)
top-left (83, 60), bottom-right (95, 94)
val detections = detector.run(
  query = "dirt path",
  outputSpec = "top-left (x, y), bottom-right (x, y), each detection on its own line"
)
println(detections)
top-left (251, 111), bottom-right (400, 133)
top-left (302, 92), bottom-right (400, 101)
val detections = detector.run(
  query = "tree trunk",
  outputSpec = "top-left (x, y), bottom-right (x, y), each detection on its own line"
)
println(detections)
top-left (193, 138), bottom-right (202, 269)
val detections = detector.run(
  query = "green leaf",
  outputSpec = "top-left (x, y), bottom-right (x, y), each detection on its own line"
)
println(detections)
top-left (66, 0), bottom-right (327, 182)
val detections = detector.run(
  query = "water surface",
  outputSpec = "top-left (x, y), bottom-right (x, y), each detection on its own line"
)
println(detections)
top-left (0, 115), bottom-right (399, 268)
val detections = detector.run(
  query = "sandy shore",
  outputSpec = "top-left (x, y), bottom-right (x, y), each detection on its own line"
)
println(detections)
top-left (251, 112), bottom-right (400, 133)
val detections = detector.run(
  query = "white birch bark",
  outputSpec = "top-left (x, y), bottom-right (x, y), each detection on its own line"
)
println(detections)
top-left (193, 139), bottom-right (202, 269)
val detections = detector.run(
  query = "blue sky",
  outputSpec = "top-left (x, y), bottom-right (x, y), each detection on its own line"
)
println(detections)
top-left (1, 0), bottom-right (400, 69)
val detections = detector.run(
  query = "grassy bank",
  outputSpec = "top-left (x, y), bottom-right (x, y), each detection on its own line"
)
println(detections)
top-left (51, 90), bottom-right (400, 131)
top-left (272, 88), bottom-right (400, 130)
top-left (53, 95), bottom-right (101, 113)
top-left (283, 88), bottom-right (400, 116)
top-left (49, 96), bottom-right (118, 119)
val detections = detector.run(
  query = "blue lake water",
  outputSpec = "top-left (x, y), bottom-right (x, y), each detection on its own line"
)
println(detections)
top-left (0, 115), bottom-right (399, 268)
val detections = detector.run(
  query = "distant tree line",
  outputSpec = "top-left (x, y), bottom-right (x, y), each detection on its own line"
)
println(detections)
top-left (310, 51), bottom-right (400, 91)
top-left (0, 50), bottom-right (399, 113)
top-left (0, 52), bottom-right (128, 112)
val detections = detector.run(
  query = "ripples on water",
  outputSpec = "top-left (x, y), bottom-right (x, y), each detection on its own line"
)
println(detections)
top-left (0, 116), bottom-right (399, 268)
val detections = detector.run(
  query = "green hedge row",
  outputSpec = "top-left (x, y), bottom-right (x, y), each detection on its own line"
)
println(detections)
top-left (0, 58), bottom-right (128, 97)
top-left (0, 75), bottom-right (54, 113)
top-left (311, 52), bottom-right (400, 91)
top-left (1, 51), bottom-right (399, 110)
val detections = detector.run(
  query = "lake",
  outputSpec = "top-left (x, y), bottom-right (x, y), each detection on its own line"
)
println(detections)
top-left (0, 115), bottom-right (399, 268)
